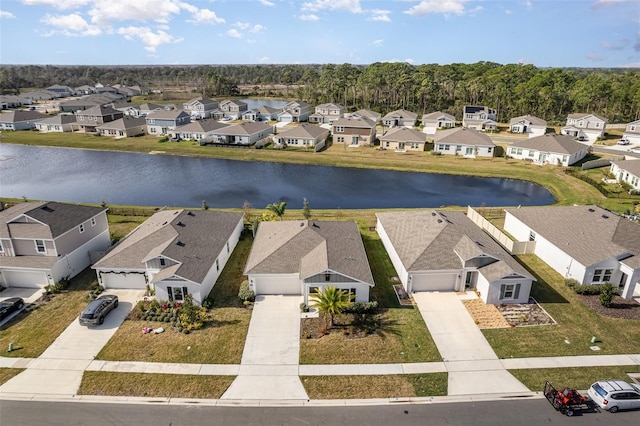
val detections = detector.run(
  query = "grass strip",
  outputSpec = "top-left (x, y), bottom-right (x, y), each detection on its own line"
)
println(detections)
top-left (510, 366), bottom-right (640, 392)
top-left (0, 368), bottom-right (24, 385)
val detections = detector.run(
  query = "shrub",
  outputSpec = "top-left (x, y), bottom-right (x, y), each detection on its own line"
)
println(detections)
top-left (238, 280), bottom-right (255, 302)
top-left (565, 278), bottom-right (580, 289)
top-left (341, 301), bottom-right (379, 315)
top-left (572, 284), bottom-right (603, 295)
top-left (599, 283), bottom-right (618, 307)
top-left (300, 302), bottom-right (309, 313)
top-left (178, 294), bottom-right (207, 330)
top-left (202, 296), bottom-right (214, 309)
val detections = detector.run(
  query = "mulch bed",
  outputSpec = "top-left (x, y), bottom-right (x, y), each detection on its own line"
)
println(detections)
top-left (495, 298), bottom-right (556, 327)
top-left (300, 314), bottom-right (378, 339)
top-left (577, 294), bottom-right (640, 320)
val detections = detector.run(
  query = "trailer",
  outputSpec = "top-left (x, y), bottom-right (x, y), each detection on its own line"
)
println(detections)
top-left (544, 381), bottom-right (594, 416)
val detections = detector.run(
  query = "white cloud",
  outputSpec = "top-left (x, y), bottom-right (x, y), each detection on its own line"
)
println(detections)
top-left (233, 22), bottom-right (266, 33)
top-left (188, 8), bottom-right (225, 25)
top-left (226, 28), bottom-right (242, 38)
top-left (40, 13), bottom-right (102, 36)
top-left (258, 0), bottom-right (274, 6)
top-left (88, 0), bottom-right (182, 25)
top-left (586, 53), bottom-right (605, 62)
top-left (0, 10), bottom-right (15, 19)
top-left (404, 0), bottom-right (468, 16)
top-left (258, 56), bottom-right (270, 63)
top-left (505, 9), bottom-right (513, 15)
top-left (592, 0), bottom-right (627, 9)
top-left (299, 14), bottom-right (319, 21)
top-left (371, 39), bottom-right (383, 47)
top-left (302, 0), bottom-right (362, 13)
top-left (117, 25), bottom-right (182, 51)
top-left (250, 24), bottom-right (266, 33)
top-left (523, 0), bottom-right (533, 10)
top-left (369, 9), bottom-right (391, 22)
top-left (234, 21), bottom-right (250, 30)
top-left (22, 0), bottom-right (91, 10)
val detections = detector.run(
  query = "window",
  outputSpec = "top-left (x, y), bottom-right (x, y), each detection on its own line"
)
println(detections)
top-left (226, 241), bottom-right (230, 253)
top-left (325, 273), bottom-right (331, 282)
top-left (91, 217), bottom-right (96, 226)
top-left (385, 141), bottom-right (390, 148)
top-left (465, 147), bottom-right (473, 155)
top-left (528, 150), bottom-right (535, 157)
top-left (79, 224), bottom-right (84, 233)
top-left (487, 147), bottom-right (492, 153)
top-left (335, 126), bottom-right (344, 133)
top-left (592, 269), bottom-right (613, 283)
top-left (456, 145), bottom-right (462, 152)
top-left (336, 136), bottom-right (344, 143)
top-left (216, 259), bottom-right (220, 271)
top-left (562, 155), bottom-right (568, 164)
top-left (168, 286), bottom-right (188, 302)
top-left (160, 258), bottom-right (166, 267)
top-left (411, 143), bottom-right (419, 149)
top-left (529, 231), bottom-right (536, 241)
top-left (350, 136), bottom-right (359, 146)
top-left (500, 283), bottom-right (521, 300)
top-left (0, 240), bottom-right (4, 253)
top-left (35, 239), bottom-right (46, 253)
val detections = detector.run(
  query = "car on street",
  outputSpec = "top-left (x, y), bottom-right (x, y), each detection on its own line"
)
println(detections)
top-left (588, 380), bottom-right (640, 413)
top-left (79, 294), bottom-right (118, 326)
top-left (0, 297), bottom-right (25, 321)
top-left (617, 138), bottom-right (630, 145)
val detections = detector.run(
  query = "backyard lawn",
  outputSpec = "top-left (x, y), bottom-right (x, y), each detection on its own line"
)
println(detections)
top-left (483, 255), bottom-right (640, 358)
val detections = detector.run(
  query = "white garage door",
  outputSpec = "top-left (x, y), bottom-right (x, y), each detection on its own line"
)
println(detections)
top-left (255, 276), bottom-right (301, 295)
top-left (2, 270), bottom-right (48, 288)
top-left (411, 273), bottom-right (458, 292)
top-left (101, 272), bottom-right (147, 289)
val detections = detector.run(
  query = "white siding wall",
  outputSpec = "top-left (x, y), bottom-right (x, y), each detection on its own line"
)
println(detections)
top-left (155, 279), bottom-right (202, 304)
top-left (478, 275), bottom-right (532, 304)
top-left (376, 220), bottom-right (409, 289)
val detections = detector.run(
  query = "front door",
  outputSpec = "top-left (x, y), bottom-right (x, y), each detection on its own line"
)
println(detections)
top-left (465, 271), bottom-right (474, 288)
top-left (619, 272), bottom-right (628, 291)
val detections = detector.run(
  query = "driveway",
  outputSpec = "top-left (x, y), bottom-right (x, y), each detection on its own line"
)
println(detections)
top-left (0, 288), bottom-right (45, 326)
top-left (222, 295), bottom-right (308, 400)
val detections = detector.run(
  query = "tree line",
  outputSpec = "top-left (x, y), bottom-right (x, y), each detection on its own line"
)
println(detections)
top-left (1, 62), bottom-right (638, 124)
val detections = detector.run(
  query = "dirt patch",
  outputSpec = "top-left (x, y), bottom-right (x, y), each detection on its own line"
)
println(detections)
top-left (462, 299), bottom-right (510, 328)
top-left (577, 294), bottom-right (640, 320)
top-left (496, 298), bottom-right (556, 327)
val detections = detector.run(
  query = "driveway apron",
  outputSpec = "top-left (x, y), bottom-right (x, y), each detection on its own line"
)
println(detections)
top-left (413, 292), bottom-right (530, 395)
top-left (222, 295), bottom-right (308, 400)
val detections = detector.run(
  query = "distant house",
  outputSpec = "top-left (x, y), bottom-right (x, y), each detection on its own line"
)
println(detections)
top-left (170, 119), bottom-right (230, 143)
top-left (35, 114), bottom-right (75, 133)
top-left (433, 127), bottom-right (495, 158)
top-left (561, 113), bottom-right (607, 143)
top-left (94, 210), bottom-right (244, 305)
top-left (244, 220), bottom-right (374, 304)
top-left (0, 202), bottom-right (110, 289)
top-left (145, 110), bottom-right (191, 136)
top-left (462, 105), bottom-right (497, 131)
top-left (621, 120), bottom-right (640, 145)
top-left (309, 103), bottom-right (344, 124)
top-left (209, 122), bottom-right (273, 146)
top-left (59, 93), bottom-right (124, 113)
top-left (382, 109), bottom-right (418, 128)
top-left (503, 205), bottom-right (640, 299)
top-left (97, 117), bottom-right (146, 138)
top-left (379, 127), bottom-right (427, 152)
top-left (216, 100), bottom-right (248, 120)
top-left (72, 105), bottom-right (123, 133)
top-left (272, 123), bottom-right (330, 148)
top-left (182, 96), bottom-right (219, 119)
top-left (0, 95), bottom-right (26, 109)
top-left (349, 109), bottom-right (381, 124)
top-left (376, 210), bottom-right (535, 304)
top-left (74, 85), bottom-right (95, 95)
top-left (509, 114), bottom-right (547, 138)
top-left (111, 102), bottom-right (142, 118)
top-left (507, 134), bottom-right (588, 166)
top-left (422, 111), bottom-right (456, 135)
top-left (610, 160), bottom-right (640, 191)
top-left (278, 100), bottom-right (312, 123)
top-left (21, 90), bottom-right (59, 101)
top-left (242, 105), bottom-right (280, 122)
top-left (0, 110), bottom-right (47, 130)
top-left (138, 103), bottom-right (171, 117)
top-left (46, 84), bottom-right (74, 98)
top-left (331, 116), bottom-right (377, 147)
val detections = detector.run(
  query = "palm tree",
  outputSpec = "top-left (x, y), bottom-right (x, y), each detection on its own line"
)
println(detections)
top-left (266, 201), bottom-right (287, 220)
top-left (310, 286), bottom-right (351, 330)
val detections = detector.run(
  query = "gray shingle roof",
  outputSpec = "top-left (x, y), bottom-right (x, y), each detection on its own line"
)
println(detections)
top-left (0, 110), bottom-right (47, 123)
top-left (434, 127), bottom-right (495, 146)
top-left (332, 116), bottom-right (375, 128)
top-left (511, 134), bottom-right (586, 155)
top-left (77, 105), bottom-right (120, 117)
top-left (245, 220), bottom-right (374, 286)
top-left (36, 114), bottom-right (76, 125)
top-left (97, 117), bottom-right (146, 130)
top-left (213, 122), bottom-right (272, 136)
top-left (379, 126), bottom-right (426, 143)
top-left (568, 113), bottom-right (608, 122)
top-left (422, 111), bottom-right (455, 122)
top-left (509, 114), bottom-right (547, 126)
top-left (611, 160), bottom-right (640, 177)
top-left (146, 109), bottom-right (190, 120)
top-left (174, 119), bottom-right (230, 133)
top-left (383, 109), bottom-right (418, 121)
top-left (350, 109), bottom-right (381, 122)
top-left (276, 123), bottom-right (330, 139)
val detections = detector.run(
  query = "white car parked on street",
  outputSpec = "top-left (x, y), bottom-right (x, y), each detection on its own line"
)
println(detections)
top-left (587, 380), bottom-right (640, 413)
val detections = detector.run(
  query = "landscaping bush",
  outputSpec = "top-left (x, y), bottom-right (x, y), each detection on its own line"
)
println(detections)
top-left (238, 280), bottom-right (255, 303)
top-left (341, 301), bottom-right (379, 315)
top-left (300, 302), bottom-right (309, 313)
top-left (599, 283), bottom-right (618, 307)
top-left (178, 294), bottom-right (207, 331)
top-left (572, 284), bottom-right (603, 295)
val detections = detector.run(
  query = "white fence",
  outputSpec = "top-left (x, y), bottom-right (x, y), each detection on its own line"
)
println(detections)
top-left (466, 206), bottom-right (536, 255)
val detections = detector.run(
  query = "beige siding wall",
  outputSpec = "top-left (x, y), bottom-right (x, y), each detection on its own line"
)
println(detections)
top-left (54, 212), bottom-right (109, 256)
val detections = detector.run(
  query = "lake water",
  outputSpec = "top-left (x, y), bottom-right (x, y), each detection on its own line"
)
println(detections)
top-left (0, 144), bottom-right (555, 209)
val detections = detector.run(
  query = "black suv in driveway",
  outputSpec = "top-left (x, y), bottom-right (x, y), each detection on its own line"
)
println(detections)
top-left (79, 294), bottom-right (118, 326)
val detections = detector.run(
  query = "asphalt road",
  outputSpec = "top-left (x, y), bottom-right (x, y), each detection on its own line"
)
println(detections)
top-left (1, 398), bottom-right (637, 426)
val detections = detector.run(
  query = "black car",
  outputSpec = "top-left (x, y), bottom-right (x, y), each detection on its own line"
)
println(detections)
top-left (79, 294), bottom-right (118, 326)
top-left (0, 297), bottom-right (25, 321)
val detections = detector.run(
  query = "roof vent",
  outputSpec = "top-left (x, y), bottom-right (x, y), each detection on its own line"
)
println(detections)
top-left (437, 219), bottom-right (443, 223)
top-left (41, 205), bottom-right (54, 212)
top-left (176, 240), bottom-right (185, 247)
top-left (177, 221), bottom-right (185, 227)
top-left (187, 211), bottom-right (195, 216)
top-left (431, 212), bottom-right (436, 216)
top-left (588, 208), bottom-right (595, 212)
top-left (602, 215), bottom-right (609, 219)
top-left (312, 222), bottom-right (319, 228)
top-left (300, 222), bottom-right (304, 227)
top-left (162, 221), bottom-right (168, 225)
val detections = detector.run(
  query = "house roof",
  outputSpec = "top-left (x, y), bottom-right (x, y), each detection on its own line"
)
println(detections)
top-left (174, 119), bottom-right (230, 133)
top-left (185, 96), bottom-right (218, 106)
top-left (245, 220), bottom-right (374, 286)
top-left (611, 160), bottom-right (640, 178)
top-left (509, 114), bottom-right (547, 126)
top-left (0, 255), bottom-right (59, 269)
top-left (138, 103), bottom-right (166, 111)
top-left (59, 94), bottom-right (121, 108)
top-left (146, 109), bottom-right (190, 120)
top-left (255, 105), bottom-right (280, 114)
top-left (77, 105), bottom-right (120, 117)
top-left (97, 117), bottom-right (146, 130)
top-left (36, 114), bottom-right (76, 125)
top-left (464, 105), bottom-right (496, 114)
top-left (376, 210), bottom-right (533, 281)
top-left (0, 202), bottom-right (106, 239)
top-left (568, 113), bottom-right (608, 122)
top-left (94, 210), bottom-right (243, 284)
top-left (379, 126), bottom-right (426, 143)
top-left (505, 205), bottom-right (640, 267)
top-left (221, 99), bottom-right (247, 108)
top-left (350, 109), bottom-right (381, 122)
top-left (382, 109), bottom-right (418, 121)
top-left (511, 134), bottom-right (586, 155)
top-left (315, 103), bottom-right (343, 110)
top-left (332, 116), bottom-right (376, 129)
top-left (434, 127), bottom-right (495, 146)
top-left (276, 123), bottom-right (330, 139)
top-left (0, 110), bottom-right (47, 123)
top-left (213, 122), bottom-right (272, 136)
top-left (284, 100), bottom-right (311, 109)
top-left (422, 111), bottom-right (455, 122)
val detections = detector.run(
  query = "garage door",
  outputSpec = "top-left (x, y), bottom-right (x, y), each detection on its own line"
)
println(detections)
top-left (255, 276), bottom-right (301, 295)
top-left (411, 273), bottom-right (458, 292)
top-left (2, 270), bottom-right (48, 288)
top-left (101, 272), bottom-right (147, 289)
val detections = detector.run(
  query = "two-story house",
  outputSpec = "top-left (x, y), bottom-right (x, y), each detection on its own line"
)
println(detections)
top-left (382, 109), bottom-right (418, 128)
top-left (182, 96), bottom-right (219, 120)
top-left (509, 114), bottom-right (547, 138)
top-left (215, 100), bottom-right (248, 120)
top-left (0, 202), bottom-right (111, 289)
top-left (462, 105), bottom-right (497, 131)
top-left (561, 113), bottom-right (608, 143)
top-left (278, 100), bottom-right (313, 123)
top-left (145, 110), bottom-right (191, 136)
top-left (308, 103), bottom-right (344, 124)
top-left (621, 120), bottom-right (640, 145)
top-left (242, 105), bottom-right (280, 122)
top-left (331, 116), bottom-right (377, 147)
top-left (72, 105), bottom-right (123, 133)
top-left (422, 111), bottom-right (455, 135)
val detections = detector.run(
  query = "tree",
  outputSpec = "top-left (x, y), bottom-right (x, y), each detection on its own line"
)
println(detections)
top-left (242, 200), bottom-right (253, 223)
top-left (310, 286), bottom-right (351, 330)
top-left (266, 201), bottom-right (287, 220)
top-left (599, 283), bottom-right (617, 308)
top-left (202, 200), bottom-right (209, 210)
top-left (302, 197), bottom-right (312, 219)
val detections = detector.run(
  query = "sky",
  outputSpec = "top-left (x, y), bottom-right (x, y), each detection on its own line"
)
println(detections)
top-left (0, 0), bottom-right (638, 67)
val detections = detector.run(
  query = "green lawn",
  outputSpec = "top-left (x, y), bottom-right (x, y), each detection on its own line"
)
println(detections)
top-left (510, 366), bottom-right (640, 391)
top-left (483, 255), bottom-right (640, 358)
top-left (0, 368), bottom-right (24, 385)
top-left (301, 373), bottom-right (448, 399)
top-left (0, 268), bottom-right (96, 358)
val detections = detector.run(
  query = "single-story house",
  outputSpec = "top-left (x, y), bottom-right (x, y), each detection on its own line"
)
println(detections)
top-left (507, 134), bottom-right (588, 166)
top-left (503, 205), bottom-right (640, 299)
top-left (610, 160), bottom-right (640, 191)
top-left (422, 111), bottom-right (455, 135)
top-left (0, 110), bottom-right (47, 130)
top-left (376, 210), bottom-right (535, 304)
top-left (0, 202), bottom-right (110, 288)
top-left (379, 126), bottom-right (427, 152)
top-left (509, 114), bottom-right (547, 138)
top-left (433, 127), bottom-right (495, 158)
top-left (272, 123), bottom-right (330, 148)
top-left (97, 117), bottom-right (146, 138)
top-left (622, 120), bottom-right (640, 145)
top-left (170, 119), bottom-right (230, 143)
top-left (244, 220), bottom-right (374, 304)
top-left (58, 93), bottom-right (123, 113)
top-left (209, 122), bottom-right (273, 146)
top-left (35, 114), bottom-right (76, 133)
top-left (93, 210), bottom-right (244, 305)
top-left (382, 109), bottom-right (418, 128)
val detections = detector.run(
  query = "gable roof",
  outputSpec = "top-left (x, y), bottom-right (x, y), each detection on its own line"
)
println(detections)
top-left (76, 104), bottom-right (120, 116)
top-left (350, 109), bottom-right (381, 122)
top-left (505, 205), bottom-right (640, 266)
top-left (511, 134), bottom-right (586, 155)
top-left (568, 112), bottom-right (608, 122)
top-left (213, 122), bottom-right (272, 135)
top-left (146, 109), bottom-right (190, 120)
top-left (36, 114), bottom-right (76, 125)
top-left (382, 109), bottom-right (418, 121)
top-left (255, 105), bottom-right (280, 114)
top-left (0, 110), bottom-right (47, 123)
top-left (376, 210), bottom-right (533, 281)
top-left (611, 159), bottom-right (640, 177)
top-left (221, 99), bottom-right (247, 108)
top-left (434, 126), bottom-right (495, 146)
top-left (138, 103), bottom-right (166, 111)
top-left (509, 114), bottom-right (547, 126)
top-left (379, 126), bottom-right (426, 143)
top-left (332, 116), bottom-right (375, 129)
top-left (174, 119), bottom-right (230, 133)
top-left (96, 117), bottom-right (146, 130)
top-left (94, 210), bottom-right (243, 283)
top-left (245, 220), bottom-right (374, 286)
top-left (464, 105), bottom-right (495, 114)
top-left (315, 103), bottom-right (344, 110)
top-left (276, 123), bottom-right (330, 139)
top-left (422, 111), bottom-right (455, 122)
